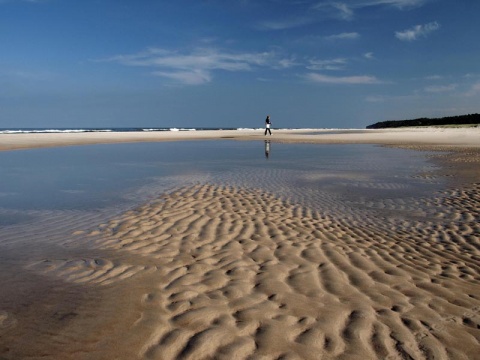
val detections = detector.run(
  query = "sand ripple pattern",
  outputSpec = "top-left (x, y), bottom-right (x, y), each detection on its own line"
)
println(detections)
top-left (27, 258), bottom-right (154, 286)
top-left (92, 184), bottom-right (480, 360)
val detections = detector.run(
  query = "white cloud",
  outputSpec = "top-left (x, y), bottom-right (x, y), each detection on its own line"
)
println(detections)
top-left (361, 0), bottom-right (428, 9)
top-left (312, 0), bottom-right (428, 21)
top-left (306, 72), bottom-right (381, 84)
top-left (325, 32), bottom-right (360, 40)
top-left (395, 21), bottom-right (440, 41)
top-left (466, 82), bottom-right (480, 96)
top-left (112, 48), bottom-right (269, 71)
top-left (152, 70), bottom-right (212, 85)
top-left (307, 58), bottom-right (347, 71)
top-left (102, 47), bottom-right (295, 85)
top-left (332, 3), bottom-right (354, 20)
top-left (276, 57), bottom-right (300, 69)
top-left (464, 73), bottom-right (480, 79)
top-left (311, 2), bottom-right (354, 20)
top-left (364, 52), bottom-right (374, 59)
top-left (424, 84), bottom-right (457, 93)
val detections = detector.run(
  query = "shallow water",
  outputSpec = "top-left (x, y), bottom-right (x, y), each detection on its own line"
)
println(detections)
top-left (0, 141), bottom-right (442, 226)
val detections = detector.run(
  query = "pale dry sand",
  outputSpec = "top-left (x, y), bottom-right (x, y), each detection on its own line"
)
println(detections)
top-left (0, 129), bottom-right (479, 359)
top-left (0, 127), bottom-right (479, 151)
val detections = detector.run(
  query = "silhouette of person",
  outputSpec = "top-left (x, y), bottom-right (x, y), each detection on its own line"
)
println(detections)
top-left (264, 115), bottom-right (272, 136)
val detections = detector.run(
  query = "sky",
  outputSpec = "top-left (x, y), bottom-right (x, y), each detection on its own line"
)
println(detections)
top-left (1, 0), bottom-right (479, 129)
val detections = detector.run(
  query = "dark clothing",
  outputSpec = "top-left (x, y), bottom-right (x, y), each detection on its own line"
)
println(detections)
top-left (265, 117), bottom-right (272, 135)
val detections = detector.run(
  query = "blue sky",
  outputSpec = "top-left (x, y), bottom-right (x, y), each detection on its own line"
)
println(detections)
top-left (1, 0), bottom-right (479, 129)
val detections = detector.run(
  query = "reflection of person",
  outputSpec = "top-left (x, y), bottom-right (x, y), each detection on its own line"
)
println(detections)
top-left (264, 115), bottom-right (272, 136)
top-left (264, 140), bottom-right (270, 159)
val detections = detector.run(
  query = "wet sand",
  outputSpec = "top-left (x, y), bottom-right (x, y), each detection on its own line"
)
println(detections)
top-left (0, 129), bottom-right (479, 359)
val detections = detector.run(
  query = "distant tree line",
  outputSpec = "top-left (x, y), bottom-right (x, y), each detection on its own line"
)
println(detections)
top-left (366, 113), bottom-right (480, 129)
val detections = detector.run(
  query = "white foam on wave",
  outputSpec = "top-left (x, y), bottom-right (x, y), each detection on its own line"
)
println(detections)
top-left (168, 128), bottom-right (196, 132)
top-left (0, 129), bottom-right (113, 134)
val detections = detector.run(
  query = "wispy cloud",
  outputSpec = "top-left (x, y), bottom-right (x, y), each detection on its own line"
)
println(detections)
top-left (395, 21), bottom-right (440, 41)
top-left (464, 73), bottom-right (480, 79)
top-left (101, 47), bottom-right (294, 85)
top-left (276, 57), bottom-right (300, 69)
top-left (324, 32), bottom-right (360, 40)
top-left (108, 48), bottom-right (268, 71)
top-left (306, 72), bottom-right (382, 84)
top-left (466, 82), bottom-right (480, 96)
top-left (310, 2), bottom-right (353, 20)
top-left (364, 52), bottom-right (374, 59)
top-left (361, 0), bottom-right (429, 9)
top-left (312, 0), bottom-right (429, 21)
top-left (152, 70), bottom-right (212, 86)
top-left (425, 74), bottom-right (443, 80)
top-left (260, 0), bottom-right (428, 32)
top-left (332, 3), bottom-right (354, 20)
top-left (424, 84), bottom-right (457, 93)
top-left (307, 58), bottom-right (347, 71)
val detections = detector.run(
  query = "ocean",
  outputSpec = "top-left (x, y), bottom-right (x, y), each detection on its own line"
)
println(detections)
top-left (0, 127), bottom-right (262, 134)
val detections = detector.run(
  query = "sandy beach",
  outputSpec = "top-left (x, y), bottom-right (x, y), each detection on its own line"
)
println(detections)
top-left (0, 128), bottom-right (479, 359)
top-left (0, 127), bottom-right (479, 151)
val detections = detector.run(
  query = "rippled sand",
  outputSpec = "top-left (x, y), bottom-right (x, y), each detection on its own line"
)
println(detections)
top-left (0, 144), bottom-right (479, 359)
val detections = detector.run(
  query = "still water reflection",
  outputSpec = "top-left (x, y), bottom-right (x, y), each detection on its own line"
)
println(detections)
top-left (265, 140), bottom-right (271, 159)
top-left (0, 141), bottom-right (441, 223)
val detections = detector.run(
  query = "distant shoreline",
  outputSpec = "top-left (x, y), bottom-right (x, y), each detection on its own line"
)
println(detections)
top-left (367, 113), bottom-right (480, 129)
top-left (0, 127), bottom-right (479, 152)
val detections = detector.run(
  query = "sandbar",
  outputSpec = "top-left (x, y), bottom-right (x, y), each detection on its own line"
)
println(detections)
top-left (0, 127), bottom-right (479, 151)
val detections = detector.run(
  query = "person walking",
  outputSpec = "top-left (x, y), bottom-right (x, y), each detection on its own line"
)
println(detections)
top-left (264, 115), bottom-right (272, 136)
